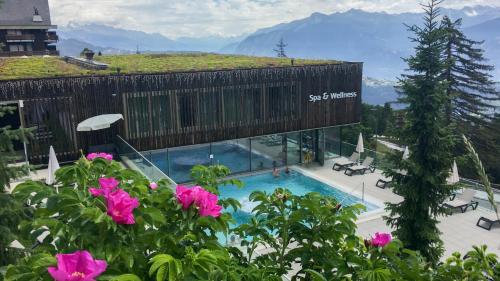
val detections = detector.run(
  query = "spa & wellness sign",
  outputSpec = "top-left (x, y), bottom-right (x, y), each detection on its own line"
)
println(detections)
top-left (308, 92), bottom-right (358, 103)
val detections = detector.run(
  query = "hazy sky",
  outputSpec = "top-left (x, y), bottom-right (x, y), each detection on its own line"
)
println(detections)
top-left (49, 0), bottom-right (500, 38)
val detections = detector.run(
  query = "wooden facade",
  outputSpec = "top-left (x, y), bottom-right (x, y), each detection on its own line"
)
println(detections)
top-left (0, 63), bottom-right (362, 163)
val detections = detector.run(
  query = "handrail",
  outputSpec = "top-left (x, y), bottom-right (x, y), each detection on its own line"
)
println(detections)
top-left (460, 177), bottom-right (500, 191)
top-left (338, 181), bottom-right (365, 205)
top-left (115, 135), bottom-right (176, 186)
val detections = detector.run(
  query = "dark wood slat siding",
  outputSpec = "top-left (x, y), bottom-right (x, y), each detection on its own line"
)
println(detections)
top-left (0, 62), bottom-right (362, 163)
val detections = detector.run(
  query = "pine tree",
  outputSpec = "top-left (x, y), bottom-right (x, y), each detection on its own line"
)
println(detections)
top-left (385, 0), bottom-right (455, 264)
top-left (273, 37), bottom-right (288, 58)
top-left (441, 16), bottom-right (499, 126)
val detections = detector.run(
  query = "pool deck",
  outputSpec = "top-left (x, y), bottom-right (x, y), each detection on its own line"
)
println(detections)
top-left (295, 159), bottom-right (500, 258)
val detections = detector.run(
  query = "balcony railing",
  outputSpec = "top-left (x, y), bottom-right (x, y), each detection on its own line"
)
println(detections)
top-left (5, 34), bottom-right (36, 42)
top-left (45, 32), bottom-right (59, 42)
top-left (0, 50), bottom-right (60, 57)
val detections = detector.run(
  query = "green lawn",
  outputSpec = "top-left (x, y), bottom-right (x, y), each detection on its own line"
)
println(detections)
top-left (0, 53), bottom-right (338, 80)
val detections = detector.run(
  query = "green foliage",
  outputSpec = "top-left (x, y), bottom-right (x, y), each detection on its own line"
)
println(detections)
top-left (233, 188), bottom-right (364, 279)
top-left (0, 105), bottom-right (34, 267)
top-left (0, 54), bottom-right (336, 80)
top-left (3, 159), bottom-right (281, 281)
top-left (440, 14), bottom-right (500, 184)
top-left (0, 105), bottom-right (33, 190)
top-left (463, 135), bottom-right (499, 221)
top-left (441, 16), bottom-right (499, 126)
top-left (2, 158), bottom-right (499, 280)
top-left (341, 103), bottom-right (397, 151)
top-left (385, 0), bottom-right (455, 264)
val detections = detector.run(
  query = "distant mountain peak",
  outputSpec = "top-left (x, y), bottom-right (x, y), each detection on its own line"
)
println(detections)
top-left (310, 12), bottom-right (327, 17)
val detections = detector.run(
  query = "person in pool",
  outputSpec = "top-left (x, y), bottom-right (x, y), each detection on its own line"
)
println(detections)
top-left (285, 167), bottom-right (290, 175)
top-left (272, 167), bottom-right (280, 177)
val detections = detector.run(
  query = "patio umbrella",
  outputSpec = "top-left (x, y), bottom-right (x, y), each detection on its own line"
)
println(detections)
top-left (46, 145), bottom-right (60, 185)
top-left (402, 146), bottom-right (410, 160)
top-left (447, 160), bottom-right (460, 185)
top-left (355, 133), bottom-right (364, 154)
top-left (77, 114), bottom-right (123, 131)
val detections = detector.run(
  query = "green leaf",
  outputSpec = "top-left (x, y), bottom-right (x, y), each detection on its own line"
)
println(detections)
top-left (304, 269), bottom-right (327, 281)
top-left (110, 274), bottom-right (142, 281)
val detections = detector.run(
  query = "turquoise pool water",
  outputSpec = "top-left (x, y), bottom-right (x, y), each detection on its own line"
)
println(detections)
top-left (219, 170), bottom-right (379, 229)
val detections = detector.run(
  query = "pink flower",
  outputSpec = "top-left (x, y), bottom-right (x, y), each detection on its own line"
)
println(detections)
top-left (98, 153), bottom-right (113, 161)
top-left (370, 232), bottom-right (392, 247)
top-left (106, 189), bottom-right (139, 225)
top-left (176, 185), bottom-right (198, 210)
top-left (175, 185), bottom-right (222, 218)
top-left (149, 182), bottom-right (158, 190)
top-left (89, 177), bottom-right (119, 197)
top-left (196, 192), bottom-right (222, 217)
top-left (47, 250), bottom-right (107, 281)
top-left (86, 153), bottom-right (98, 161)
top-left (86, 152), bottom-right (113, 161)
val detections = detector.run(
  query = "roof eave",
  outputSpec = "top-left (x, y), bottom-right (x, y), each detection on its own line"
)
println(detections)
top-left (0, 25), bottom-right (57, 30)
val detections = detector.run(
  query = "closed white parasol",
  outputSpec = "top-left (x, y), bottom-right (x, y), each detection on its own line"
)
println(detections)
top-left (46, 145), bottom-right (60, 185)
top-left (447, 160), bottom-right (460, 185)
top-left (355, 133), bottom-right (364, 154)
top-left (77, 114), bottom-right (123, 131)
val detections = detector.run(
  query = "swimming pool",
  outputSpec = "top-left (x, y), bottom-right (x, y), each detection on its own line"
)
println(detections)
top-left (147, 141), bottom-right (280, 183)
top-left (219, 170), bottom-right (379, 229)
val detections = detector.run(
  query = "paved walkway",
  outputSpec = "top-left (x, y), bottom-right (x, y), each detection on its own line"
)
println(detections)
top-left (297, 159), bottom-right (500, 257)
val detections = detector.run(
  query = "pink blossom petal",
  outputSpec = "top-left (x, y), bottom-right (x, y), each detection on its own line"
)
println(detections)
top-left (86, 153), bottom-right (98, 161)
top-left (88, 188), bottom-right (102, 197)
top-left (149, 182), bottom-right (158, 190)
top-left (47, 251), bottom-right (107, 281)
top-left (106, 189), bottom-right (139, 225)
top-left (371, 232), bottom-right (392, 247)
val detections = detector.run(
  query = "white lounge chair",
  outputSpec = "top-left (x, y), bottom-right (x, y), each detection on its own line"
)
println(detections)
top-left (443, 188), bottom-right (479, 213)
top-left (332, 152), bottom-right (359, 171)
top-left (345, 157), bottom-right (375, 176)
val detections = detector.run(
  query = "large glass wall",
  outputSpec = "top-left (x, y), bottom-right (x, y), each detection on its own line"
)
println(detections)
top-left (250, 135), bottom-right (285, 171)
top-left (212, 138), bottom-right (251, 174)
top-left (140, 127), bottom-right (349, 183)
top-left (324, 127), bottom-right (341, 159)
top-left (286, 132), bottom-right (301, 165)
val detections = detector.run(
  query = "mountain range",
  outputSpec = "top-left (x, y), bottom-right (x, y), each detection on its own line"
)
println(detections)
top-left (56, 6), bottom-right (500, 105)
top-left (58, 23), bottom-right (245, 54)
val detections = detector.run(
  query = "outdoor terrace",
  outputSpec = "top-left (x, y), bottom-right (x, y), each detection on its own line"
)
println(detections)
top-left (0, 53), bottom-right (338, 80)
top-left (296, 160), bottom-right (500, 258)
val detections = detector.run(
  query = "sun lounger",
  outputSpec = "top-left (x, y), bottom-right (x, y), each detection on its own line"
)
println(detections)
top-left (443, 189), bottom-right (479, 213)
top-left (476, 217), bottom-right (500, 231)
top-left (344, 157), bottom-right (375, 176)
top-left (376, 177), bottom-right (391, 189)
top-left (332, 152), bottom-right (359, 171)
top-left (376, 169), bottom-right (407, 189)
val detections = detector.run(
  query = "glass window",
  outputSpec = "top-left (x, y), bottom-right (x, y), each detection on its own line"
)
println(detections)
top-left (250, 134), bottom-right (285, 171)
top-left (212, 138), bottom-right (251, 174)
top-left (9, 44), bottom-right (24, 52)
top-left (324, 127), bottom-right (342, 159)
top-left (286, 132), bottom-right (301, 165)
top-left (301, 130), bottom-right (317, 164)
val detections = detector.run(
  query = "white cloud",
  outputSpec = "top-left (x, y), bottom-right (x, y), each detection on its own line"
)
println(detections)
top-left (48, 0), bottom-right (500, 38)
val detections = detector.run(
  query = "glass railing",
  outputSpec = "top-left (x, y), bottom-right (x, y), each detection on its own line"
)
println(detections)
top-left (458, 178), bottom-right (500, 209)
top-left (326, 140), bottom-right (391, 169)
top-left (115, 135), bottom-right (176, 185)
